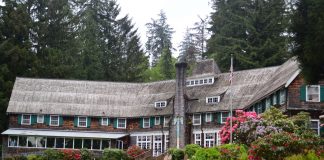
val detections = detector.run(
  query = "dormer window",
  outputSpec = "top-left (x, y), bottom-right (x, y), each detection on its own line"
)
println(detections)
top-left (155, 101), bottom-right (167, 108)
top-left (206, 96), bottom-right (220, 104)
top-left (186, 77), bottom-right (214, 87)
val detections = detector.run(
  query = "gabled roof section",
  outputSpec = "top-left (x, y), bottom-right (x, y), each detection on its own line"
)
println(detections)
top-left (191, 59), bottom-right (221, 77)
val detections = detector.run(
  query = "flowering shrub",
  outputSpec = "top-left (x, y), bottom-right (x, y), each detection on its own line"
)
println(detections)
top-left (61, 149), bottom-right (81, 160)
top-left (220, 110), bottom-right (259, 144)
top-left (218, 144), bottom-right (248, 160)
top-left (126, 145), bottom-right (145, 158)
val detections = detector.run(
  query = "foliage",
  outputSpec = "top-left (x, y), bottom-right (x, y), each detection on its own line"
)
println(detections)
top-left (26, 154), bottom-right (44, 160)
top-left (126, 145), bottom-right (144, 158)
top-left (168, 148), bottom-right (184, 160)
top-left (61, 149), bottom-right (81, 160)
top-left (291, 0), bottom-right (324, 83)
top-left (184, 144), bottom-right (202, 159)
top-left (102, 148), bottom-right (129, 160)
top-left (207, 0), bottom-right (290, 71)
top-left (179, 28), bottom-right (200, 64)
top-left (218, 144), bottom-right (248, 160)
top-left (80, 148), bottom-right (92, 160)
top-left (192, 148), bottom-right (220, 160)
top-left (43, 149), bottom-right (64, 160)
top-left (290, 111), bottom-right (311, 134)
top-left (284, 150), bottom-right (320, 160)
top-left (261, 107), bottom-right (295, 132)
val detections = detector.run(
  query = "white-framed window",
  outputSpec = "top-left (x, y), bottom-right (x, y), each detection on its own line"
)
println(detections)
top-left (8, 136), bottom-right (18, 147)
top-left (193, 114), bottom-right (201, 125)
top-left (101, 117), bottom-right (109, 126)
top-left (50, 115), bottom-right (59, 126)
top-left (310, 119), bottom-right (320, 135)
top-left (21, 114), bottom-right (31, 125)
top-left (306, 85), bottom-right (320, 102)
top-left (117, 118), bottom-right (126, 128)
top-left (221, 112), bottom-right (229, 124)
top-left (205, 113), bottom-right (212, 122)
top-left (155, 117), bottom-right (160, 125)
top-left (78, 117), bottom-right (87, 127)
top-left (116, 140), bottom-right (124, 149)
top-left (186, 77), bottom-right (214, 86)
top-left (143, 118), bottom-right (150, 128)
top-left (216, 132), bottom-right (221, 146)
top-left (206, 96), bottom-right (220, 104)
top-left (164, 116), bottom-right (170, 127)
top-left (194, 133), bottom-right (201, 145)
top-left (272, 94), bottom-right (277, 105)
top-left (155, 101), bottom-right (167, 108)
top-left (280, 89), bottom-right (286, 104)
top-left (256, 103), bottom-right (263, 114)
top-left (165, 134), bottom-right (169, 151)
top-left (137, 135), bottom-right (151, 149)
top-left (204, 133), bottom-right (215, 148)
top-left (266, 97), bottom-right (271, 109)
top-left (37, 115), bottom-right (44, 123)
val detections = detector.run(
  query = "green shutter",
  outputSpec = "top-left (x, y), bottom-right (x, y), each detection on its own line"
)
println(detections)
top-left (276, 92), bottom-right (280, 104)
top-left (87, 117), bottom-right (91, 128)
top-left (150, 117), bottom-right (155, 128)
top-left (98, 118), bottom-right (102, 126)
top-left (202, 113), bottom-right (205, 123)
top-left (211, 113), bottom-right (214, 122)
top-left (113, 118), bottom-right (118, 128)
top-left (161, 117), bottom-right (164, 126)
top-left (31, 115), bottom-right (37, 124)
top-left (74, 117), bottom-right (78, 127)
top-left (59, 116), bottom-right (63, 126)
top-left (217, 112), bottom-right (221, 124)
top-left (44, 115), bottom-right (50, 125)
top-left (140, 118), bottom-right (143, 128)
top-left (300, 85), bottom-right (306, 101)
top-left (18, 115), bottom-right (22, 125)
top-left (320, 85), bottom-right (324, 102)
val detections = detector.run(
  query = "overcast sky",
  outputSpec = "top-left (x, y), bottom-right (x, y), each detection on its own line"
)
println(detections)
top-left (117, 0), bottom-right (213, 56)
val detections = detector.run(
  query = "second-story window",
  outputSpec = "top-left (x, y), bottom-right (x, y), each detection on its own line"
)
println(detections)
top-left (306, 85), bottom-right (320, 102)
top-left (193, 114), bottom-right (201, 125)
top-left (205, 113), bottom-right (212, 122)
top-left (50, 115), bottom-right (59, 126)
top-left (280, 89), bottom-right (286, 104)
top-left (78, 117), bottom-right (87, 127)
top-left (21, 114), bottom-right (31, 125)
top-left (221, 112), bottom-right (229, 124)
top-left (164, 116), bottom-right (170, 127)
top-left (101, 117), bottom-right (109, 126)
top-left (206, 96), bottom-right (220, 104)
top-left (155, 117), bottom-right (160, 125)
top-left (37, 115), bottom-right (44, 123)
top-left (143, 118), bottom-right (150, 128)
top-left (117, 118), bottom-right (126, 128)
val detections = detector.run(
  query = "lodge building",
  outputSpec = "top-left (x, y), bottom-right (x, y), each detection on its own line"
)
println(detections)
top-left (1, 57), bottom-right (324, 158)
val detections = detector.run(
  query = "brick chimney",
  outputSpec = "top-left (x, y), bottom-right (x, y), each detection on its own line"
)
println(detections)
top-left (169, 61), bottom-right (187, 148)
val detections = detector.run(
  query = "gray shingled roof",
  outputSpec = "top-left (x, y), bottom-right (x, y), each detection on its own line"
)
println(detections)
top-left (7, 58), bottom-right (299, 117)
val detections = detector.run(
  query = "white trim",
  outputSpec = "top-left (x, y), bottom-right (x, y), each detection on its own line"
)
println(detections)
top-left (143, 118), bottom-right (150, 128)
top-left (50, 115), bottom-right (59, 126)
top-left (206, 96), bottom-right (220, 104)
top-left (306, 85), bottom-right (320, 102)
top-left (205, 113), bottom-right (212, 122)
top-left (37, 115), bottom-right (44, 123)
top-left (101, 117), bottom-right (109, 126)
top-left (155, 117), bottom-right (160, 125)
top-left (186, 77), bottom-right (215, 87)
top-left (285, 70), bottom-right (301, 87)
top-left (154, 101), bottom-right (167, 108)
top-left (117, 118), bottom-right (126, 129)
top-left (194, 133), bottom-right (201, 145)
top-left (204, 133), bottom-right (215, 148)
top-left (192, 114), bottom-right (201, 125)
top-left (78, 116), bottom-right (87, 127)
top-left (310, 119), bottom-right (320, 135)
top-left (163, 116), bottom-right (170, 127)
top-left (220, 112), bottom-right (229, 124)
top-left (21, 114), bottom-right (31, 125)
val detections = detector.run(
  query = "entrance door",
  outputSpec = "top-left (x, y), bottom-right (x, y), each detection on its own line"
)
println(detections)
top-left (153, 135), bottom-right (162, 157)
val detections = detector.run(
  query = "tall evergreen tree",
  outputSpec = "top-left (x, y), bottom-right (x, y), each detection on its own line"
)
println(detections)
top-left (145, 10), bottom-right (174, 66)
top-left (192, 16), bottom-right (209, 60)
top-left (291, 0), bottom-right (324, 83)
top-left (207, 0), bottom-right (290, 71)
top-left (179, 28), bottom-right (199, 64)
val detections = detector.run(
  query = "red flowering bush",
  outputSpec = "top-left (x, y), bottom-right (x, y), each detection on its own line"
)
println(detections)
top-left (61, 149), bottom-right (81, 160)
top-left (126, 145), bottom-right (145, 158)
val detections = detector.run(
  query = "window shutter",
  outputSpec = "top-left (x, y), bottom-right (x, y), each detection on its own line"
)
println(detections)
top-left (87, 117), bottom-right (91, 128)
top-left (300, 85), bottom-right (306, 101)
top-left (107, 118), bottom-right (110, 125)
top-left (320, 85), bottom-right (324, 102)
top-left (44, 115), bottom-right (50, 125)
top-left (113, 118), bottom-right (117, 128)
top-left (201, 113), bottom-right (205, 123)
top-left (217, 113), bottom-right (221, 124)
top-left (140, 118), bottom-right (143, 128)
top-left (31, 115), bottom-right (37, 124)
top-left (150, 117), bottom-right (155, 128)
top-left (98, 118), bottom-right (102, 126)
top-left (161, 117), bottom-right (164, 126)
top-left (276, 92), bottom-right (280, 104)
top-left (59, 116), bottom-right (63, 126)
top-left (18, 115), bottom-right (22, 125)
top-left (74, 117), bottom-right (78, 127)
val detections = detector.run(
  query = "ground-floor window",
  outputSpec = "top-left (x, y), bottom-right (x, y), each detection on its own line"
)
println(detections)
top-left (204, 133), bottom-right (215, 148)
top-left (310, 120), bottom-right (320, 135)
top-left (137, 136), bottom-right (151, 149)
top-left (116, 140), bottom-right (123, 149)
top-left (164, 135), bottom-right (169, 151)
top-left (153, 135), bottom-right (162, 157)
top-left (194, 133), bottom-right (201, 145)
top-left (8, 136), bottom-right (111, 150)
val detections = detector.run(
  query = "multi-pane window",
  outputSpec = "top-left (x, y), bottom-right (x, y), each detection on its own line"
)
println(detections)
top-left (21, 114), bottom-right (31, 125)
top-left (280, 89), bottom-right (286, 104)
top-left (306, 85), bottom-right (320, 102)
top-left (204, 133), bottom-right (215, 148)
top-left (50, 115), bottom-right (59, 126)
top-left (216, 132), bottom-right (221, 146)
top-left (101, 117), bottom-right (109, 126)
top-left (155, 101), bottom-right (167, 108)
top-left (186, 77), bottom-right (214, 86)
top-left (165, 135), bottom-right (169, 151)
top-left (155, 117), bottom-right (160, 125)
top-left (266, 98), bottom-right (271, 109)
top-left (8, 136), bottom-right (18, 147)
top-left (78, 117), bottom-right (87, 127)
top-left (206, 96), bottom-right (220, 104)
top-left (272, 94), bottom-right (277, 105)
top-left (194, 133), bottom-right (201, 145)
top-left (310, 120), bottom-right (320, 135)
top-left (221, 112), bottom-right (229, 124)
top-left (193, 114), bottom-right (201, 125)
top-left (205, 113), bottom-right (212, 122)
top-left (164, 116), bottom-right (170, 127)
top-left (117, 118), bottom-right (126, 128)
top-left (37, 115), bottom-right (44, 123)
top-left (143, 118), bottom-right (150, 128)
top-left (137, 136), bottom-right (151, 149)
